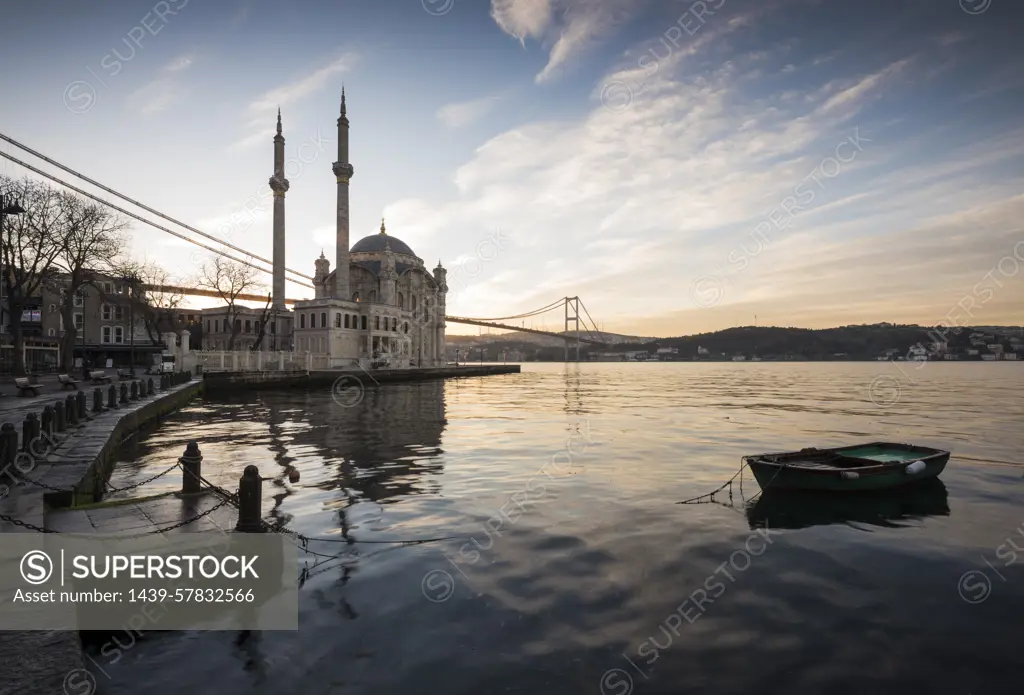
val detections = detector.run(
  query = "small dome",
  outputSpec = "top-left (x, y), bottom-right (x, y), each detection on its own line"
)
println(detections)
top-left (351, 233), bottom-right (416, 256)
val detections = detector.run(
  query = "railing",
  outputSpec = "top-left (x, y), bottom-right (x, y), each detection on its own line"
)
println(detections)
top-left (193, 351), bottom-right (333, 373)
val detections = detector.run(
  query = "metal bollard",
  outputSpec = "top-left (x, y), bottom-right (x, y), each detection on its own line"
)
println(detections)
top-left (41, 406), bottom-right (53, 437)
top-left (186, 370), bottom-right (191, 381)
top-left (235, 465), bottom-right (264, 532)
top-left (180, 440), bottom-right (203, 494)
top-left (76, 390), bottom-right (87, 419)
top-left (22, 414), bottom-right (33, 453)
top-left (130, 381), bottom-right (139, 400)
top-left (65, 395), bottom-right (78, 426)
top-left (160, 374), bottom-right (168, 391)
top-left (53, 401), bottom-right (66, 433)
top-left (27, 412), bottom-right (40, 448)
top-left (147, 378), bottom-right (154, 396)
top-left (93, 388), bottom-right (103, 413)
top-left (1, 422), bottom-right (16, 469)
top-left (107, 384), bottom-right (118, 409)
top-left (119, 383), bottom-right (128, 404)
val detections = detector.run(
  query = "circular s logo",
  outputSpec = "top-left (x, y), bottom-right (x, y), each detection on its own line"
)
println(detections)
top-left (20, 550), bottom-right (54, 585)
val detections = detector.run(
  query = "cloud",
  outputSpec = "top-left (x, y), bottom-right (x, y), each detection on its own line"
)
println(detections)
top-left (490, 0), bottom-right (640, 83)
top-left (165, 53), bottom-right (194, 72)
top-left (383, 14), bottom-right (1024, 334)
top-left (126, 78), bottom-right (182, 115)
top-left (247, 53), bottom-right (357, 114)
top-left (437, 96), bottom-right (501, 128)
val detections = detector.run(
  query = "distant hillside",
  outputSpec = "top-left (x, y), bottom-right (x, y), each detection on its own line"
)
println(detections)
top-left (447, 324), bottom-right (1024, 361)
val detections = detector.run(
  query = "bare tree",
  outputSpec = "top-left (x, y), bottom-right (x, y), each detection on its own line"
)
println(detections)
top-left (51, 195), bottom-right (129, 371)
top-left (112, 260), bottom-right (185, 344)
top-left (194, 257), bottom-right (263, 350)
top-left (1, 176), bottom-right (68, 376)
top-left (249, 293), bottom-right (273, 351)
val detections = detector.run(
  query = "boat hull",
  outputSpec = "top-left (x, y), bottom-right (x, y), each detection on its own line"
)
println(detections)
top-left (747, 444), bottom-right (949, 492)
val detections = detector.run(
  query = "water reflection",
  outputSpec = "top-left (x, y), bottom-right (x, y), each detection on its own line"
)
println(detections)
top-left (746, 479), bottom-right (951, 530)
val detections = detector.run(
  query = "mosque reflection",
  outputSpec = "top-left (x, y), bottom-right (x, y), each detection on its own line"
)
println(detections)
top-left (746, 478), bottom-right (950, 530)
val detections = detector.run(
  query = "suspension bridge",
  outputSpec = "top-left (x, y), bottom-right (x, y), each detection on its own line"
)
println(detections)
top-left (0, 133), bottom-right (607, 359)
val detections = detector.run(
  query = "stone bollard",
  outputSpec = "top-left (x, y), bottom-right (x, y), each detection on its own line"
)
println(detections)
top-left (160, 374), bottom-right (168, 391)
top-left (1, 422), bottom-right (16, 469)
top-left (41, 406), bottom-right (54, 437)
top-left (180, 440), bottom-right (203, 494)
top-left (235, 465), bottom-right (263, 532)
top-left (93, 388), bottom-right (103, 413)
top-left (147, 378), bottom-right (154, 396)
top-left (53, 401), bottom-right (66, 433)
top-left (107, 384), bottom-right (118, 409)
top-left (119, 383), bottom-right (129, 404)
top-left (186, 370), bottom-right (191, 381)
top-left (76, 390), bottom-right (87, 419)
top-left (65, 395), bottom-right (78, 426)
top-left (130, 381), bottom-right (139, 401)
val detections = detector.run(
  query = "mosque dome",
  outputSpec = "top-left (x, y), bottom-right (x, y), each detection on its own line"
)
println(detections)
top-left (350, 218), bottom-right (417, 257)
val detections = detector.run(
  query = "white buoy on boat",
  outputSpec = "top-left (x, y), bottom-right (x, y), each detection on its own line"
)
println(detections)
top-left (841, 471), bottom-right (860, 480)
top-left (906, 460), bottom-right (926, 475)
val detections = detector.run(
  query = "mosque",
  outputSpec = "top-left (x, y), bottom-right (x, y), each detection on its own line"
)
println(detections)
top-left (203, 89), bottom-right (448, 368)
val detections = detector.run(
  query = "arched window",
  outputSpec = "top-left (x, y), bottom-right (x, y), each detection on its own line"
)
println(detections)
top-left (352, 292), bottom-right (360, 303)
top-left (361, 315), bottom-right (367, 330)
top-left (411, 295), bottom-right (417, 311)
top-left (320, 312), bottom-right (327, 328)
top-left (343, 314), bottom-right (349, 328)
top-left (375, 316), bottom-right (380, 330)
top-left (338, 313), bottom-right (344, 328)
top-left (392, 317), bottom-right (397, 331)
top-left (403, 322), bottom-right (408, 334)
top-left (234, 319), bottom-right (241, 332)
top-left (300, 314), bottom-right (305, 329)
top-left (398, 292), bottom-right (404, 309)
top-left (245, 320), bottom-right (251, 333)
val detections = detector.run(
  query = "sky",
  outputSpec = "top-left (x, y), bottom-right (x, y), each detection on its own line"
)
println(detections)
top-left (1, 0), bottom-right (1022, 337)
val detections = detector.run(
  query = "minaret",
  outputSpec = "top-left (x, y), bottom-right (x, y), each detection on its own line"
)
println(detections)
top-left (269, 107), bottom-right (289, 308)
top-left (380, 219), bottom-right (397, 305)
top-left (332, 87), bottom-right (354, 300)
top-left (313, 250), bottom-right (330, 299)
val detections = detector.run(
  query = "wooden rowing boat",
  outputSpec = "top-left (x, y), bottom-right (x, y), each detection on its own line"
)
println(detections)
top-left (746, 442), bottom-right (950, 492)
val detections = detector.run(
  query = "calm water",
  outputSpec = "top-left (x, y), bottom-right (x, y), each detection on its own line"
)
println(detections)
top-left (92, 362), bottom-right (1024, 695)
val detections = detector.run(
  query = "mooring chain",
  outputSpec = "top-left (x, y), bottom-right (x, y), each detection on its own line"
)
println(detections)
top-left (105, 461), bottom-right (181, 494)
top-left (0, 512), bottom-right (60, 533)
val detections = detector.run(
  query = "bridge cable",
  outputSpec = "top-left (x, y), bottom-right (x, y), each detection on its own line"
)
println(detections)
top-left (0, 150), bottom-right (315, 288)
top-left (0, 131), bottom-right (313, 281)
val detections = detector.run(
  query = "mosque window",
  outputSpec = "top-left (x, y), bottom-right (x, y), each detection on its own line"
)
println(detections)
top-left (343, 314), bottom-right (348, 328)
top-left (245, 320), bottom-right (251, 333)
top-left (411, 295), bottom-right (417, 310)
top-left (398, 292), bottom-right (404, 309)
top-left (361, 315), bottom-right (367, 330)
top-left (403, 322), bottom-right (408, 334)
top-left (321, 312), bottom-right (327, 328)
top-left (300, 314), bottom-right (305, 329)
top-left (392, 318), bottom-right (397, 331)
top-left (375, 316), bottom-right (380, 330)
top-left (234, 319), bottom-right (241, 333)
top-left (271, 321), bottom-right (276, 335)
top-left (214, 320), bottom-right (219, 332)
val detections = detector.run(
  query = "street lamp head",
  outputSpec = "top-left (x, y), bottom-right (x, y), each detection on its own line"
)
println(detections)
top-left (1, 200), bottom-right (25, 215)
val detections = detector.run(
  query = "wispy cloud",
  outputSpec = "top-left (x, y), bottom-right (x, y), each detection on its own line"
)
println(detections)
top-left (437, 95), bottom-right (501, 128)
top-left (126, 78), bottom-right (182, 115)
top-left (165, 53), bottom-right (194, 72)
top-left (247, 53), bottom-right (357, 114)
top-left (490, 0), bottom-right (641, 83)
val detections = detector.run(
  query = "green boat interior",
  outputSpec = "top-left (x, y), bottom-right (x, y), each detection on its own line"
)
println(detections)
top-left (757, 444), bottom-right (936, 469)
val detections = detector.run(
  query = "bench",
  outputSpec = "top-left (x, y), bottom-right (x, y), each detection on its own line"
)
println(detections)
top-left (14, 377), bottom-right (40, 397)
top-left (89, 370), bottom-right (113, 384)
top-left (117, 369), bottom-right (133, 380)
top-left (58, 373), bottom-right (80, 390)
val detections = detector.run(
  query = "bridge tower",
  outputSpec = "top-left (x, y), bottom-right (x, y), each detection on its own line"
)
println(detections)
top-left (564, 296), bottom-right (581, 362)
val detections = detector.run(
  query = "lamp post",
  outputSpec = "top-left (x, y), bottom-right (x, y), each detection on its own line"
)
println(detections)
top-left (128, 280), bottom-right (135, 377)
top-left (0, 195), bottom-right (26, 339)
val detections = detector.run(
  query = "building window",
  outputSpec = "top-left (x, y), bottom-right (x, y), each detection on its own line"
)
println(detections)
top-left (412, 295), bottom-right (417, 311)
top-left (392, 318), bottom-right (397, 331)
top-left (245, 320), bottom-right (251, 333)
top-left (114, 326), bottom-right (124, 344)
top-left (74, 313), bottom-right (84, 329)
top-left (375, 316), bottom-right (380, 330)
top-left (115, 282), bottom-right (124, 294)
top-left (103, 282), bottom-right (112, 294)
top-left (270, 321), bottom-right (276, 335)
top-left (48, 328), bottom-right (55, 337)
top-left (101, 304), bottom-right (112, 321)
top-left (403, 322), bottom-right (408, 334)
top-left (320, 312), bottom-right (327, 328)
top-left (73, 291), bottom-right (84, 307)
top-left (48, 303), bottom-right (56, 314)
top-left (342, 314), bottom-right (348, 328)
top-left (101, 326), bottom-right (111, 343)
top-left (361, 315), bottom-right (367, 330)
top-left (398, 292), bottom-right (404, 309)
top-left (234, 319), bottom-right (241, 333)
top-left (114, 305), bottom-right (124, 321)
top-left (214, 319), bottom-right (220, 333)
top-left (206, 320), bottom-right (210, 333)
top-left (300, 314), bottom-right (306, 329)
